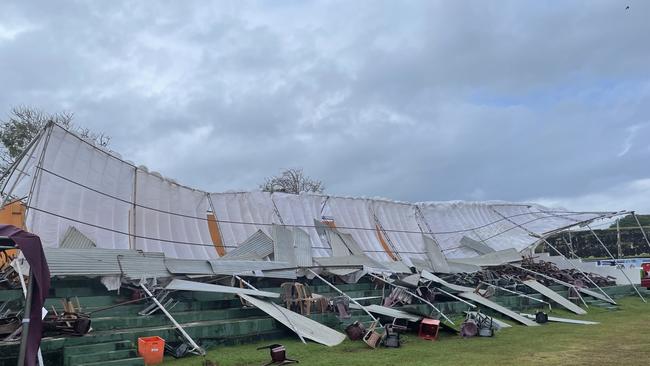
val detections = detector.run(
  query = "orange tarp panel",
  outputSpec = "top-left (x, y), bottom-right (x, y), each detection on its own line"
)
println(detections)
top-left (207, 213), bottom-right (226, 257)
top-left (375, 224), bottom-right (398, 261)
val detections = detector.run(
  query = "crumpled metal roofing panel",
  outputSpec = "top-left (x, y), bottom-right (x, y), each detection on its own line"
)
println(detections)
top-left (272, 224), bottom-right (295, 265)
top-left (44, 248), bottom-right (124, 276)
top-left (59, 226), bottom-right (97, 249)
top-left (164, 258), bottom-right (213, 275)
top-left (460, 235), bottom-right (495, 255)
top-left (293, 228), bottom-right (313, 267)
top-left (117, 252), bottom-right (169, 280)
top-left (165, 279), bottom-right (280, 298)
top-left (208, 259), bottom-right (293, 276)
top-left (221, 229), bottom-right (273, 260)
top-left (240, 293), bottom-right (346, 346)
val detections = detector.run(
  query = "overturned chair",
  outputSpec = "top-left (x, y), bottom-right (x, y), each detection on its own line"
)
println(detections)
top-left (257, 344), bottom-right (299, 366)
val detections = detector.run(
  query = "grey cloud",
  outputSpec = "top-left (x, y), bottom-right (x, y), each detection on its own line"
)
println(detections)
top-left (1, 0), bottom-right (650, 212)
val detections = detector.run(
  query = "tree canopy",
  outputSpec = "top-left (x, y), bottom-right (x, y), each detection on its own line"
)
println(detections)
top-left (260, 168), bottom-right (324, 194)
top-left (0, 106), bottom-right (110, 171)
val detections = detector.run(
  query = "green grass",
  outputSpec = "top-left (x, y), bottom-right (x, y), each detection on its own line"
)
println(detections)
top-left (163, 296), bottom-right (650, 366)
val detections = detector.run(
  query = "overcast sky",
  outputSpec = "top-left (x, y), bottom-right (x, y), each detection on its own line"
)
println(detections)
top-left (1, 1), bottom-right (649, 213)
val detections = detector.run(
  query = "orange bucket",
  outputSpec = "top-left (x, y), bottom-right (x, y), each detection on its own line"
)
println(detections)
top-left (138, 336), bottom-right (165, 365)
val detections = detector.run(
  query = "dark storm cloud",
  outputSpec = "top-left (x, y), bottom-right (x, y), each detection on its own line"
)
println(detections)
top-left (1, 0), bottom-right (650, 212)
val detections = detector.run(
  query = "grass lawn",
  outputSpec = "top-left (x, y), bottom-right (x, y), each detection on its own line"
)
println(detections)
top-left (163, 296), bottom-right (650, 366)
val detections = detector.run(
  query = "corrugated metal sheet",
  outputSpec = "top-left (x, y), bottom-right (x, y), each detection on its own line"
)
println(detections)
top-left (448, 248), bottom-right (522, 267)
top-left (313, 255), bottom-right (384, 270)
top-left (350, 304), bottom-right (422, 322)
top-left (44, 248), bottom-right (171, 279)
top-left (338, 233), bottom-right (364, 256)
top-left (208, 259), bottom-right (293, 276)
top-left (165, 279), bottom-right (280, 298)
top-left (423, 235), bottom-right (450, 273)
top-left (59, 226), bottom-right (97, 249)
top-left (519, 313), bottom-right (598, 325)
top-left (44, 248), bottom-right (124, 276)
top-left (117, 252), bottom-right (170, 280)
top-left (460, 236), bottom-right (495, 255)
top-left (222, 230), bottom-right (273, 260)
top-left (459, 291), bottom-right (539, 326)
top-left (239, 294), bottom-right (346, 346)
top-left (164, 258), bottom-right (213, 275)
top-left (421, 270), bottom-right (474, 292)
top-left (378, 261), bottom-right (412, 274)
top-left (293, 228), bottom-right (312, 267)
top-left (272, 224), bottom-right (295, 265)
top-left (523, 279), bottom-right (587, 315)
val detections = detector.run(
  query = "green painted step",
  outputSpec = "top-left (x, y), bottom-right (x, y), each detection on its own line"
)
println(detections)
top-left (64, 340), bottom-right (133, 356)
top-left (68, 349), bottom-right (137, 366)
top-left (77, 357), bottom-right (145, 366)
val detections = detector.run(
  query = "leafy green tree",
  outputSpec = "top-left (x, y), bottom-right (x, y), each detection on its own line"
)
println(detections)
top-left (0, 106), bottom-right (110, 171)
top-left (611, 214), bottom-right (650, 228)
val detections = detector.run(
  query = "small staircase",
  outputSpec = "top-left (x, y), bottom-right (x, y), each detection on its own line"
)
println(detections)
top-left (63, 340), bottom-right (144, 366)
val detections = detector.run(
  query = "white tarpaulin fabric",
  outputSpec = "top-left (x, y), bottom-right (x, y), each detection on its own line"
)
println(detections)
top-left (135, 170), bottom-right (215, 259)
top-left (26, 125), bottom-right (134, 249)
top-left (209, 191), bottom-right (277, 251)
top-left (2, 123), bottom-right (612, 262)
top-left (272, 193), bottom-right (330, 257)
top-left (416, 201), bottom-right (606, 258)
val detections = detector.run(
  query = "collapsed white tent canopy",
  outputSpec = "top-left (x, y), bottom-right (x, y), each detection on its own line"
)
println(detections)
top-left (1, 123), bottom-right (617, 262)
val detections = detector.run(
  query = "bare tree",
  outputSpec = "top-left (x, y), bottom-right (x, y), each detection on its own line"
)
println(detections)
top-left (0, 106), bottom-right (111, 171)
top-left (260, 168), bottom-right (325, 194)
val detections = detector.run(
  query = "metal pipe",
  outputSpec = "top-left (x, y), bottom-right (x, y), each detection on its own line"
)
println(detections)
top-left (307, 269), bottom-right (380, 323)
top-left (489, 207), bottom-right (616, 304)
top-left (17, 268), bottom-right (33, 366)
top-left (587, 225), bottom-right (646, 303)
top-left (431, 287), bottom-right (476, 308)
top-left (479, 281), bottom-right (551, 310)
top-left (139, 284), bottom-right (205, 355)
top-left (632, 212), bottom-right (650, 250)
top-left (367, 273), bottom-right (454, 325)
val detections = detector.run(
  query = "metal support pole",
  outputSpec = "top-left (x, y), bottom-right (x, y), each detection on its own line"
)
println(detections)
top-left (15, 259), bottom-right (43, 366)
top-left (509, 264), bottom-right (596, 307)
top-left (307, 269), bottom-right (380, 323)
top-left (479, 281), bottom-right (551, 310)
top-left (139, 284), bottom-right (205, 355)
top-left (632, 212), bottom-right (650, 251)
top-left (490, 207), bottom-right (616, 304)
top-left (17, 269), bottom-right (33, 366)
top-left (367, 273), bottom-right (454, 325)
top-left (234, 275), bottom-right (306, 344)
top-left (587, 225), bottom-right (646, 303)
top-left (432, 287), bottom-right (476, 308)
